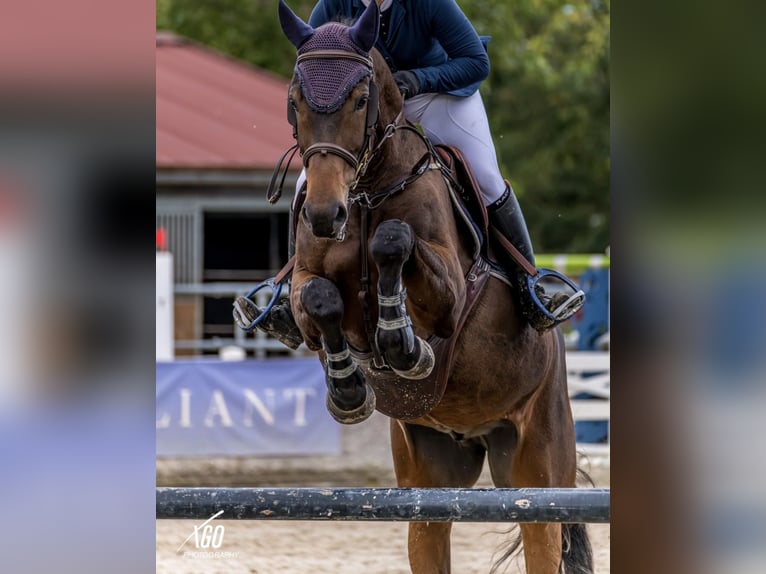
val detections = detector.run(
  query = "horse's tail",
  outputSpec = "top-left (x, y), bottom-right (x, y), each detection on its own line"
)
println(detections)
top-left (489, 526), bottom-right (522, 574)
top-left (560, 466), bottom-right (596, 573)
top-left (489, 523), bottom-right (594, 573)
top-left (560, 522), bottom-right (594, 573)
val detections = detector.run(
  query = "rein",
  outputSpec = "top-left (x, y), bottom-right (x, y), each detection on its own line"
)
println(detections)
top-left (350, 120), bottom-right (446, 208)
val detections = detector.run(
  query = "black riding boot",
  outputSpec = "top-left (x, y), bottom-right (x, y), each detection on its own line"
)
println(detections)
top-left (489, 183), bottom-right (585, 332)
top-left (233, 211), bottom-right (303, 349)
top-left (252, 293), bottom-right (302, 349)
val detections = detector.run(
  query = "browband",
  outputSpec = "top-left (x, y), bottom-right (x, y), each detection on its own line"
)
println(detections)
top-left (297, 50), bottom-right (373, 69)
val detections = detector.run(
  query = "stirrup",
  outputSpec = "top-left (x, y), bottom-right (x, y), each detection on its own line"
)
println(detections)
top-left (526, 269), bottom-right (585, 326)
top-left (233, 279), bottom-right (304, 350)
top-left (233, 279), bottom-right (283, 331)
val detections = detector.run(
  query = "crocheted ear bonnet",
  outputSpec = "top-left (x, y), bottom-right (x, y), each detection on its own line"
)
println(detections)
top-left (295, 23), bottom-right (372, 114)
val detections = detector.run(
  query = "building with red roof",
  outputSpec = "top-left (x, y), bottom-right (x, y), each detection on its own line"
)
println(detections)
top-left (156, 33), bottom-right (299, 355)
top-left (157, 31), bottom-right (295, 174)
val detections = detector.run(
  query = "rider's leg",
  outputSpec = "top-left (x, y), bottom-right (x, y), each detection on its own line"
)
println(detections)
top-left (486, 183), bottom-right (584, 331)
top-left (407, 91), bottom-right (584, 331)
top-left (403, 92), bottom-right (506, 205)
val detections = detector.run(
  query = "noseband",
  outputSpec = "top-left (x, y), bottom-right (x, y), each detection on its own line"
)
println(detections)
top-left (287, 49), bottom-right (380, 179)
top-left (301, 142), bottom-right (361, 172)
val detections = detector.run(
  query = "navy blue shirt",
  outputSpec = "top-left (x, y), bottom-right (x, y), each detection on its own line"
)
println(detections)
top-left (308, 0), bottom-right (490, 97)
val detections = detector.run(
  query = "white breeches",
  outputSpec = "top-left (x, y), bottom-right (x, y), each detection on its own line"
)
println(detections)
top-left (403, 91), bottom-right (506, 204)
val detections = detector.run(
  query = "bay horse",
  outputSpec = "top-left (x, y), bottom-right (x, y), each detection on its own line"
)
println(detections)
top-left (275, 2), bottom-right (593, 572)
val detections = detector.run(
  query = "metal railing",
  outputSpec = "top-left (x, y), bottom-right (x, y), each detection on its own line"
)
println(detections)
top-left (174, 282), bottom-right (306, 358)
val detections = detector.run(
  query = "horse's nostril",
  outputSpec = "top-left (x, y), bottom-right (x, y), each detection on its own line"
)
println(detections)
top-left (301, 199), bottom-right (349, 238)
top-left (335, 203), bottom-right (348, 225)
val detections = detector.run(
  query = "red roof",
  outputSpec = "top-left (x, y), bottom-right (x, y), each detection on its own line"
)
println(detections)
top-left (157, 32), bottom-right (295, 170)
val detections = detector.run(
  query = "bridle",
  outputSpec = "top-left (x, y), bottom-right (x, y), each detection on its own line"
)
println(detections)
top-left (267, 49), bottom-right (386, 205)
top-left (266, 47), bottom-right (433, 209)
top-left (287, 50), bottom-right (380, 181)
top-left (265, 46), bottom-right (452, 365)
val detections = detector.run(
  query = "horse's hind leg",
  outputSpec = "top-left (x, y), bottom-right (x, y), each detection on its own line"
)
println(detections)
top-left (486, 390), bottom-right (592, 572)
top-left (391, 421), bottom-right (485, 574)
top-left (486, 423), bottom-right (565, 573)
top-left (370, 220), bottom-right (434, 378)
top-left (297, 276), bottom-right (375, 424)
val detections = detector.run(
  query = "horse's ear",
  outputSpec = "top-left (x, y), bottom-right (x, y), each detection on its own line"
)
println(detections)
top-left (349, 1), bottom-right (379, 53)
top-left (278, 0), bottom-right (315, 49)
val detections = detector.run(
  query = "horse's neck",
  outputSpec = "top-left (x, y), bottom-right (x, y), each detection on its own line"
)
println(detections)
top-left (365, 121), bottom-right (427, 186)
top-left (362, 124), bottom-right (477, 277)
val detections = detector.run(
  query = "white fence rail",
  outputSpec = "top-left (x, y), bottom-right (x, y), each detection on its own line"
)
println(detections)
top-left (567, 351), bottom-right (610, 458)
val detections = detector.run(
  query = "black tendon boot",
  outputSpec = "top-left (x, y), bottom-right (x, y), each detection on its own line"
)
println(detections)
top-left (233, 210), bottom-right (303, 349)
top-left (489, 182), bottom-right (585, 332)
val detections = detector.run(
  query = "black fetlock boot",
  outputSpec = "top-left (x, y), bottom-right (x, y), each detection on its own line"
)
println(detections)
top-left (233, 209), bottom-right (304, 349)
top-left (489, 182), bottom-right (585, 332)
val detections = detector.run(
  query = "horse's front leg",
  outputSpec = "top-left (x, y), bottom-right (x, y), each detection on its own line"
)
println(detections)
top-left (370, 220), bottom-right (435, 379)
top-left (294, 275), bottom-right (375, 424)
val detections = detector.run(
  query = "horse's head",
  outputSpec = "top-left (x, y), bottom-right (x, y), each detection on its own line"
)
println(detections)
top-left (279, 0), bottom-right (386, 240)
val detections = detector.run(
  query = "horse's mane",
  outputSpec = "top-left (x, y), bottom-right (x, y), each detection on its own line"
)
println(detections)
top-left (368, 49), bottom-right (403, 126)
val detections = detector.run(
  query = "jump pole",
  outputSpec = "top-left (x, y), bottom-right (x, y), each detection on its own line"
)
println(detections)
top-left (157, 487), bottom-right (610, 523)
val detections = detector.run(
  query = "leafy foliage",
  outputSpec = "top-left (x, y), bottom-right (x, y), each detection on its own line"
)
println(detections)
top-left (158, 0), bottom-right (609, 252)
top-left (463, 0), bottom-right (610, 252)
top-left (157, 0), bottom-right (316, 77)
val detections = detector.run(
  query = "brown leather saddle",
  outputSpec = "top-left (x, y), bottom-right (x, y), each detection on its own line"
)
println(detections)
top-left (434, 144), bottom-right (490, 241)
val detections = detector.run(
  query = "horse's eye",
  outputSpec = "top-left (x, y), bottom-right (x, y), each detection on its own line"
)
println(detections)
top-left (289, 98), bottom-right (297, 111)
top-left (355, 96), bottom-right (368, 111)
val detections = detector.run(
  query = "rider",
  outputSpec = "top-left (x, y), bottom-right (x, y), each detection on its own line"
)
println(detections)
top-left (246, 0), bottom-right (584, 344)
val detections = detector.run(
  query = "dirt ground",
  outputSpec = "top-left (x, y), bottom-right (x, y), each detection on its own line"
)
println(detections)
top-left (156, 467), bottom-right (609, 573)
top-left (157, 413), bottom-right (609, 573)
top-left (157, 519), bottom-right (610, 574)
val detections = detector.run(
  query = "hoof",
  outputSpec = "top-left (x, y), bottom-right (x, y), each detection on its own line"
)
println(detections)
top-left (326, 383), bottom-right (376, 425)
top-left (391, 337), bottom-right (435, 380)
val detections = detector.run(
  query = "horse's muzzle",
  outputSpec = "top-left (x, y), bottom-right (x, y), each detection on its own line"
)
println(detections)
top-left (302, 201), bottom-right (348, 241)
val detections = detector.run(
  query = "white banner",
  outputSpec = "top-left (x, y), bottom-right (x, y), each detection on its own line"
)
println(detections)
top-left (156, 359), bottom-right (340, 457)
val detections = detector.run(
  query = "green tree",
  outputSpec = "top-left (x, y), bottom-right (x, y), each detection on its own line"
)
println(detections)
top-left (157, 0), bottom-right (315, 78)
top-left (464, 0), bottom-right (610, 252)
